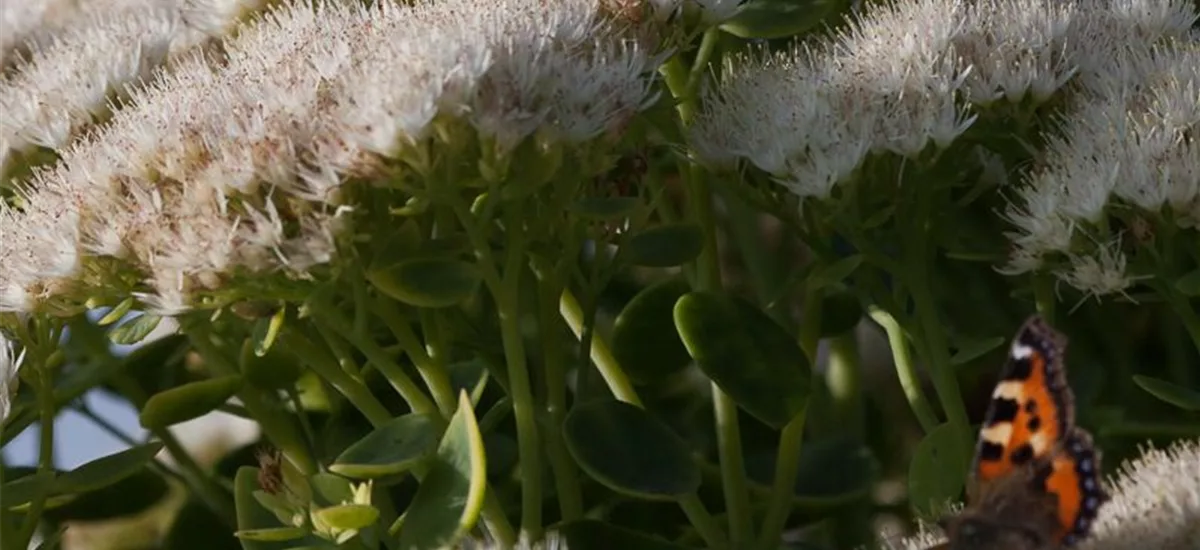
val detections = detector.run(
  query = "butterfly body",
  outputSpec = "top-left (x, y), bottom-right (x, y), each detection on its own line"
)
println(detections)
top-left (930, 316), bottom-right (1108, 550)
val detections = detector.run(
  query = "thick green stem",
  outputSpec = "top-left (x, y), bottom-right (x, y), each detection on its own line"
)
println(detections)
top-left (186, 326), bottom-right (315, 473)
top-left (16, 370), bottom-right (57, 549)
top-left (905, 181), bottom-right (970, 445)
top-left (756, 405), bottom-right (808, 550)
top-left (712, 386), bottom-right (753, 546)
top-left (868, 307), bottom-right (939, 433)
top-left (826, 332), bottom-right (863, 438)
top-left (558, 288), bottom-right (642, 406)
top-left (679, 494), bottom-right (728, 550)
top-left (370, 300), bottom-right (458, 416)
top-left (665, 37), bottom-right (746, 547)
top-left (498, 204), bottom-right (543, 541)
top-left (536, 270), bottom-right (584, 522)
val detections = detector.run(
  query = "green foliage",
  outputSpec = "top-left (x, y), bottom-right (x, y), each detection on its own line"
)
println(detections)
top-left (396, 393), bottom-right (488, 550)
top-left (563, 399), bottom-right (701, 500)
top-left (330, 414), bottom-right (439, 479)
top-left (3, 1), bottom-right (1199, 550)
top-left (675, 292), bottom-right (811, 429)
top-left (139, 376), bottom-right (244, 430)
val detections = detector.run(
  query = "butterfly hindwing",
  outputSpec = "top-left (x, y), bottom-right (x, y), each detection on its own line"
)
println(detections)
top-left (971, 316), bottom-right (1074, 489)
top-left (1040, 428), bottom-right (1107, 545)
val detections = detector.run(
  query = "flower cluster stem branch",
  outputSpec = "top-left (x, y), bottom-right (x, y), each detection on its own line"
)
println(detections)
top-left (277, 331), bottom-right (393, 425)
top-left (666, 38), bottom-right (750, 546)
top-left (908, 275), bottom-right (971, 443)
top-left (369, 300), bottom-right (458, 416)
top-left (868, 306), bottom-right (939, 433)
top-left (905, 185), bottom-right (970, 445)
top-left (310, 301), bottom-right (441, 416)
top-left (1032, 272), bottom-right (1057, 325)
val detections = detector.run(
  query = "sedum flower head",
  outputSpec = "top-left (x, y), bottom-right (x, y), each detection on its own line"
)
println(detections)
top-left (0, 0), bottom-right (659, 314)
top-left (692, 0), bottom-right (1197, 211)
top-left (1002, 33), bottom-right (1200, 287)
top-left (0, 0), bottom-right (272, 175)
top-left (1078, 438), bottom-right (1200, 550)
top-left (0, 7), bottom-right (179, 173)
top-left (691, 0), bottom-right (979, 200)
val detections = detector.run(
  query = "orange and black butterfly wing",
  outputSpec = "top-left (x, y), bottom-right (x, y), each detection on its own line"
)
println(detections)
top-left (1038, 427), bottom-right (1107, 545)
top-left (968, 315), bottom-right (1074, 499)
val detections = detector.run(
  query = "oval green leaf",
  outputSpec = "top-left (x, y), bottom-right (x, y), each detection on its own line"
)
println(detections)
top-left (310, 473), bottom-right (354, 507)
top-left (57, 442), bottom-right (165, 494)
top-left (720, 0), bottom-right (840, 39)
top-left (563, 399), bottom-right (700, 500)
top-left (747, 436), bottom-right (878, 506)
top-left (621, 224), bottom-right (703, 268)
top-left (235, 527), bottom-right (308, 542)
top-left (109, 313), bottom-right (164, 345)
top-left (448, 359), bottom-right (490, 405)
top-left (674, 292), bottom-right (811, 429)
top-left (313, 504), bottom-right (379, 532)
top-left (396, 392), bottom-right (487, 550)
top-left (950, 336), bottom-right (1006, 366)
top-left (330, 414), bottom-right (439, 479)
top-left (610, 279), bottom-right (693, 384)
top-left (2, 469), bottom-right (75, 511)
top-left (807, 255), bottom-right (864, 291)
top-left (1175, 268), bottom-right (1200, 296)
top-left (560, 519), bottom-right (692, 550)
top-left (46, 467), bottom-right (169, 522)
top-left (908, 422), bottom-right (972, 517)
top-left (139, 376), bottom-right (243, 430)
top-left (367, 258), bottom-right (482, 308)
top-left (98, 297), bottom-right (135, 326)
top-left (1133, 375), bottom-right (1200, 411)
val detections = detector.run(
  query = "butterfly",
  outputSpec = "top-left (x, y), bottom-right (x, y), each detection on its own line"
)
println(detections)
top-left (930, 316), bottom-right (1109, 550)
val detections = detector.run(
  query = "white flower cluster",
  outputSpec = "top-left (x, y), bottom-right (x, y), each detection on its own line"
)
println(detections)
top-left (0, 0), bottom-right (267, 175)
top-left (692, 0), bottom-right (1197, 298)
top-left (1079, 438), bottom-right (1200, 550)
top-left (0, 0), bottom-right (657, 314)
top-left (1005, 37), bottom-right (1200, 297)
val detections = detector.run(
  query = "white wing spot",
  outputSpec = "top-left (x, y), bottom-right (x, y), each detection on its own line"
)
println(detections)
top-left (1029, 432), bottom-right (1050, 453)
top-left (981, 423), bottom-right (1013, 444)
top-left (1011, 342), bottom-right (1034, 359)
top-left (991, 380), bottom-right (1025, 400)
